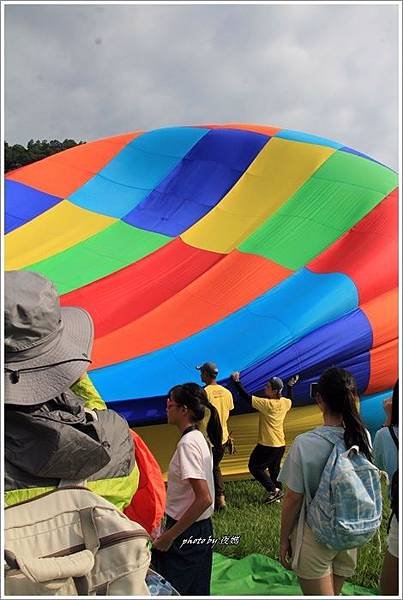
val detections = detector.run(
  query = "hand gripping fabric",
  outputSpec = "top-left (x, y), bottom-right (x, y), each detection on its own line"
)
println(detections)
top-left (306, 430), bottom-right (382, 551)
top-left (4, 486), bottom-right (151, 596)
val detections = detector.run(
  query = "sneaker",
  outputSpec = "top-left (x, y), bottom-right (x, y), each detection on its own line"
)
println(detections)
top-left (264, 489), bottom-right (284, 504)
top-left (287, 374), bottom-right (300, 387)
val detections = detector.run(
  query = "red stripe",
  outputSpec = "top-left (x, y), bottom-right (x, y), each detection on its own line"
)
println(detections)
top-left (61, 238), bottom-right (224, 338)
top-left (308, 188), bottom-right (398, 304)
top-left (91, 250), bottom-right (292, 369)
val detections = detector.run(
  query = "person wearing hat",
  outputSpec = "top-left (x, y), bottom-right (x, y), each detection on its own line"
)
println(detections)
top-left (231, 371), bottom-right (299, 504)
top-left (4, 270), bottom-right (139, 510)
top-left (196, 362), bottom-right (234, 511)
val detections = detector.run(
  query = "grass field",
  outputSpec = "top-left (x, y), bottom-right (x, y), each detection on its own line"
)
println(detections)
top-left (211, 479), bottom-right (389, 591)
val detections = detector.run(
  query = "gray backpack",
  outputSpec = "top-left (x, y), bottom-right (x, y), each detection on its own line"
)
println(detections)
top-left (4, 486), bottom-right (151, 596)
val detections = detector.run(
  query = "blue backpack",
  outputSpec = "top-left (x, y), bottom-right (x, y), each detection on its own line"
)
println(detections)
top-left (306, 430), bottom-right (382, 551)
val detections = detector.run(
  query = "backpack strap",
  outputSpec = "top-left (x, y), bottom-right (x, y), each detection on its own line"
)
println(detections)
top-left (388, 426), bottom-right (399, 449)
top-left (4, 549), bottom-right (94, 593)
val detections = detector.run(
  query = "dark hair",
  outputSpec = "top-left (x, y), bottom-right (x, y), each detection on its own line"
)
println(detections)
top-left (175, 383), bottom-right (222, 447)
top-left (318, 367), bottom-right (372, 462)
top-left (168, 383), bottom-right (206, 423)
top-left (391, 379), bottom-right (399, 426)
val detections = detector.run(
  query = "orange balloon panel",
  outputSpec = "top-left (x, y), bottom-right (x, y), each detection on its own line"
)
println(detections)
top-left (7, 132), bottom-right (142, 197)
top-left (366, 340), bottom-right (399, 394)
top-left (92, 251), bottom-right (292, 368)
top-left (361, 288), bottom-right (398, 348)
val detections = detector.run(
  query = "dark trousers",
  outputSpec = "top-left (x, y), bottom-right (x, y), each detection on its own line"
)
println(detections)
top-left (151, 516), bottom-right (213, 596)
top-left (248, 444), bottom-right (285, 493)
top-left (212, 444), bottom-right (225, 498)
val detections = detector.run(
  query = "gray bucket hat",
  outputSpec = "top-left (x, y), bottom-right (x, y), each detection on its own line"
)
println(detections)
top-left (4, 271), bottom-right (94, 406)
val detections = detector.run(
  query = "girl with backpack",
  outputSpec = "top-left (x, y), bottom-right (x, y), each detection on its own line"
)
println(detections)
top-left (278, 368), bottom-right (376, 596)
top-left (373, 379), bottom-right (399, 596)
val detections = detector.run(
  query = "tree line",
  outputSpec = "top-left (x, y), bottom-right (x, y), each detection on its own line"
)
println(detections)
top-left (5, 139), bottom-right (86, 172)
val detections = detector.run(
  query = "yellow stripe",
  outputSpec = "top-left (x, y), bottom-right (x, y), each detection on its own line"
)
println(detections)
top-left (5, 486), bottom-right (54, 506)
top-left (181, 138), bottom-right (334, 253)
top-left (5, 465), bottom-right (139, 511)
top-left (86, 464), bottom-right (140, 511)
top-left (136, 403), bottom-right (324, 480)
top-left (5, 200), bottom-right (116, 270)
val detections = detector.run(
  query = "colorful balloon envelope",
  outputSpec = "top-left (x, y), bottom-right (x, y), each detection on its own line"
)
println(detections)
top-left (5, 124), bottom-right (398, 437)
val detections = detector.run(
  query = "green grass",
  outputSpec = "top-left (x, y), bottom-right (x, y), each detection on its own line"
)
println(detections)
top-left (212, 479), bottom-right (389, 591)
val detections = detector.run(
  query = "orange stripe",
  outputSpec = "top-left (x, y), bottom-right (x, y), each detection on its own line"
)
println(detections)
top-left (366, 340), bottom-right (399, 394)
top-left (6, 131), bottom-right (142, 197)
top-left (361, 287), bottom-right (399, 394)
top-left (91, 250), bottom-right (292, 369)
top-left (196, 123), bottom-right (282, 136)
top-left (361, 288), bottom-right (398, 348)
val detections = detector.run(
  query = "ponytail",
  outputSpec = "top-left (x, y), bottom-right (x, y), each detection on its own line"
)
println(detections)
top-left (318, 368), bottom-right (372, 462)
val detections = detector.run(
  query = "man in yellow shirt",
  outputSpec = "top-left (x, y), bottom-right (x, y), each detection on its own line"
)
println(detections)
top-left (197, 362), bottom-right (234, 510)
top-left (231, 371), bottom-right (299, 504)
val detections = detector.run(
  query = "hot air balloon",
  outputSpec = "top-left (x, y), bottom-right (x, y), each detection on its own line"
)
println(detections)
top-left (5, 124), bottom-right (398, 475)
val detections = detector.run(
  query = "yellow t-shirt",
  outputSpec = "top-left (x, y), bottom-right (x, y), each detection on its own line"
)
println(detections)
top-left (199, 406), bottom-right (211, 442)
top-left (205, 384), bottom-right (234, 444)
top-left (251, 395), bottom-right (292, 447)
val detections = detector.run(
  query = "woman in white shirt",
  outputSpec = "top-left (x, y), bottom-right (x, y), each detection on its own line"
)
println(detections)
top-left (152, 383), bottom-right (214, 596)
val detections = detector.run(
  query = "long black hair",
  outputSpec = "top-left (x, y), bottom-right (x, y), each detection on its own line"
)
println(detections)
top-left (318, 367), bottom-right (372, 462)
top-left (391, 379), bottom-right (399, 426)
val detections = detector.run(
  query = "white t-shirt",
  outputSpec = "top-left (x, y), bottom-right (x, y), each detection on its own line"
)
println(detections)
top-left (166, 429), bottom-right (214, 521)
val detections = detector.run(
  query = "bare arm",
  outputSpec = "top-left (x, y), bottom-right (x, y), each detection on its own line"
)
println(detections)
top-left (279, 488), bottom-right (304, 569)
top-left (152, 478), bottom-right (212, 551)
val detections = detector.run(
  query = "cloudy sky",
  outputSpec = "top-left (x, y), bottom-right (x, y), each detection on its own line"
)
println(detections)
top-left (4, 2), bottom-right (400, 170)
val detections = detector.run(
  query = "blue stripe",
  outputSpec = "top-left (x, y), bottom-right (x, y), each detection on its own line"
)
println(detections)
top-left (235, 307), bottom-right (372, 403)
top-left (68, 127), bottom-right (209, 218)
top-left (5, 180), bottom-right (62, 232)
top-left (274, 130), bottom-right (343, 149)
top-left (123, 129), bottom-right (269, 235)
top-left (360, 389), bottom-right (393, 439)
top-left (91, 269), bottom-right (358, 401)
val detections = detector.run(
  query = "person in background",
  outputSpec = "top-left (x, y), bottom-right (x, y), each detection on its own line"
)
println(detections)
top-left (4, 270), bottom-right (138, 511)
top-left (152, 383), bottom-right (214, 596)
top-left (373, 380), bottom-right (399, 596)
top-left (197, 362), bottom-right (234, 510)
top-left (278, 367), bottom-right (373, 596)
top-left (231, 371), bottom-right (299, 503)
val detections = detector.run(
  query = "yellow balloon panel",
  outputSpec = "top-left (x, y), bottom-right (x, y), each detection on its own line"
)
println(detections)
top-left (135, 404), bottom-right (323, 480)
top-left (5, 200), bottom-right (116, 270)
top-left (181, 138), bottom-right (334, 253)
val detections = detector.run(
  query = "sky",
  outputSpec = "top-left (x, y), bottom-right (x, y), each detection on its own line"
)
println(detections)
top-left (4, 2), bottom-right (401, 171)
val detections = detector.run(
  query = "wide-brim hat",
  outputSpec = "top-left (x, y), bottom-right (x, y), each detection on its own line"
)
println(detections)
top-left (5, 271), bottom-right (94, 406)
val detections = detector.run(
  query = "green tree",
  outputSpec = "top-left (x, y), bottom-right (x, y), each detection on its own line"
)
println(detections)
top-left (4, 139), bottom-right (86, 172)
